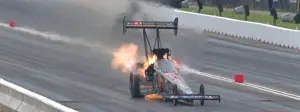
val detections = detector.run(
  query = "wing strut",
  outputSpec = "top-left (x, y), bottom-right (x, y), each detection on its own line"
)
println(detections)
top-left (122, 16), bottom-right (178, 61)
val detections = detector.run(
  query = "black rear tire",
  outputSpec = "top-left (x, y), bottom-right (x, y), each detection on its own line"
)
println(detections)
top-left (199, 84), bottom-right (205, 106)
top-left (129, 73), bottom-right (143, 98)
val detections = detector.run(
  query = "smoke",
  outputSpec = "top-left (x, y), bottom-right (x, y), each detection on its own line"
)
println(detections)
top-left (179, 63), bottom-right (199, 75)
top-left (1, 0), bottom-right (192, 71)
top-left (65, 0), bottom-right (131, 18)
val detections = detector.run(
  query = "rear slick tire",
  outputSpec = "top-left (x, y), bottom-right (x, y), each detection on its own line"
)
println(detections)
top-left (129, 73), bottom-right (143, 98)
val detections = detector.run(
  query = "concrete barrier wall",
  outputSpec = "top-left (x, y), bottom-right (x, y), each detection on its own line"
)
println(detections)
top-left (173, 9), bottom-right (300, 49)
top-left (0, 78), bottom-right (78, 112)
top-left (140, 1), bottom-right (300, 49)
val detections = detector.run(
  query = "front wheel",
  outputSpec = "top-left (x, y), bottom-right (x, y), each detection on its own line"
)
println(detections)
top-left (199, 84), bottom-right (205, 106)
top-left (172, 84), bottom-right (179, 106)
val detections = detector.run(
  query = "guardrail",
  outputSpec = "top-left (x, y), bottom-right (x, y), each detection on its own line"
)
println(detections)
top-left (173, 9), bottom-right (300, 49)
top-left (0, 78), bottom-right (78, 112)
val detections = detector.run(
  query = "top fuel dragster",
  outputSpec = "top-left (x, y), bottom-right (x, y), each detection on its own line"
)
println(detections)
top-left (122, 16), bottom-right (221, 106)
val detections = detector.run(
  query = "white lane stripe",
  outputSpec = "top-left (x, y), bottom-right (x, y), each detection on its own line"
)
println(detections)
top-left (242, 83), bottom-right (300, 100)
top-left (1, 22), bottom-right (300, 100)
top-left (182, 65), bottom-right (300, 100)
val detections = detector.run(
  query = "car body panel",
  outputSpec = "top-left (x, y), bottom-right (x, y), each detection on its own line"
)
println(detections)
top-left (154, 59), bottom-right (194, 94)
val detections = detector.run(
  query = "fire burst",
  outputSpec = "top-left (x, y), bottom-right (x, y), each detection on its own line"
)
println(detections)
top-left (111, 43), bottom-right (138, 73)
top-left (143, 54), bottom-right (157, 71)
top-left (138, 54), bottom-right (158, 78)
top-left (111, 43), bottom-right (180, 78)
top-left (111, 43), bottom-right (159, 78)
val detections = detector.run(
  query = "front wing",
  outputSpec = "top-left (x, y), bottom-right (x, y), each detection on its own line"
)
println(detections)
top-left (164, 94), bottom-right (221, 102)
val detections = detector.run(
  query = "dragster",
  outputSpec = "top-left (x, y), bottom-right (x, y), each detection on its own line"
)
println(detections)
top-left (122, 16), bottom-right (221, 106)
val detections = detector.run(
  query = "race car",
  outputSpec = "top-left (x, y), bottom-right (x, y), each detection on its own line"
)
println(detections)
top-left (123, 16), bottom-right (221, 106)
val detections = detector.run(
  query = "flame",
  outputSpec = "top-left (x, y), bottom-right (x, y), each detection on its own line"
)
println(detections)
top-left (111, 43), bottom-right (138, 73)
top-left (111, 43), bottom-right (157, 78)
top-left (143, 54), bottom-right (157, 70)
top-left (112, 43), bottom-right (174, 79)
top-left (145, 94), bottom-right (163, 101)
top-left (138, 54), bottom-right (158, 78)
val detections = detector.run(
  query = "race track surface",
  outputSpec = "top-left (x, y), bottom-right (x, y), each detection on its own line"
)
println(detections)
top-left (1, 0), bottom-right (300, 112)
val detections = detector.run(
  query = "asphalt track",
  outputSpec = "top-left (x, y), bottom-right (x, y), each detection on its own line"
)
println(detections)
top-left (1, 0), bottom-right (300, 112)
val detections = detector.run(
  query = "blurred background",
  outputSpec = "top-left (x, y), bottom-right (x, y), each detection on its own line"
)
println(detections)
top-left (152, 0), bottom-right (300, 29)
top-left (191, 0), bottom-right (299, 12)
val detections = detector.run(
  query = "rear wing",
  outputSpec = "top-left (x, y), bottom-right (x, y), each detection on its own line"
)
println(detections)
top-left (122, 16), bottom-right (178, 36)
